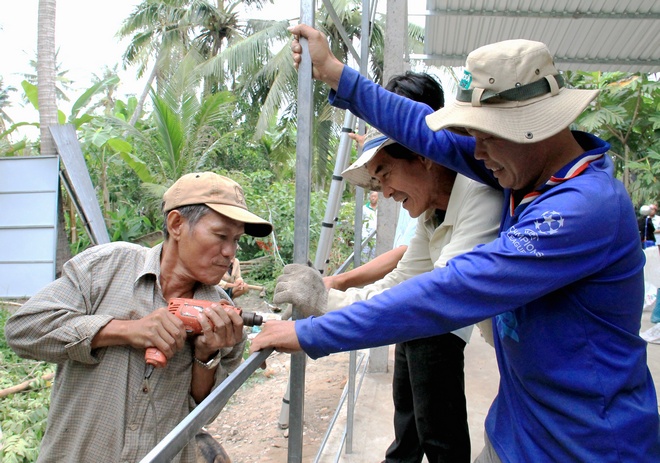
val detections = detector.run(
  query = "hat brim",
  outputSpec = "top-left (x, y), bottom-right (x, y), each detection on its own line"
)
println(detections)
top-left (342, 138), bottom-right (396, 190)
top-left (425, 88), bottom-right (599, 143)
top-left (207, 204), bottom-right (273, 237)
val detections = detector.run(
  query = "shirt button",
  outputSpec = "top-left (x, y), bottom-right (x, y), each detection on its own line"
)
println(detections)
top-left (142, 387), bottom-right (149, 393)
top-left (129, 424), bottom-right (138, 431)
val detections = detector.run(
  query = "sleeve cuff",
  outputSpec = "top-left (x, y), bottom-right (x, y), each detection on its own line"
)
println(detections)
top-left (295, 318), bottom-right (326, 360)
top-left (329, 66), bottom-right (360, 110)
top-left (65, 315), bottom-right (115, 364)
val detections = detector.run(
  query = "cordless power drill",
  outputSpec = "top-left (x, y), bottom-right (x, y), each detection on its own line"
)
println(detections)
top-left (144, 297), bottom-right (263, 368)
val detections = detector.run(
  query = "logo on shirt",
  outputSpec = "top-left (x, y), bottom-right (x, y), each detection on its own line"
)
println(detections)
top-left (506, 226), bottom-right (544, 257)
top-left (496, 311), bottom-right (520, 342)
top-left (534, 211), bottom-right (564, 235)
top-left (459, 70), bottom-right (472, 89)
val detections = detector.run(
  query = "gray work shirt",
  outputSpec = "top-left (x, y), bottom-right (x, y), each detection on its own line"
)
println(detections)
top-left (5, 242), bottom-right (245, 463)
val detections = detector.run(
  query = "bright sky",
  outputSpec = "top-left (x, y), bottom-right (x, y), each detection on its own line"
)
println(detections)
top-left (0, 0), bottom-right (425, 140)
top-left (1, 0), bottom-right (142, 136)
top-left (0, 0), bottom-right (302, 138)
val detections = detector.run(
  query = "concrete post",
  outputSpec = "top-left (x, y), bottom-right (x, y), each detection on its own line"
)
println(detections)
top-left (368, 0), bottom-right (408, 373)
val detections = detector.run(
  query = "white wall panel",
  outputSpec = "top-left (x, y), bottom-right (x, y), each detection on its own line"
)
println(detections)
top-left (0, 156), bottom-right (59, 298)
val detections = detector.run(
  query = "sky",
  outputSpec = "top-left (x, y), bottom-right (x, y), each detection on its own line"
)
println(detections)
top-left (1, 0), bottom-right (144, 135)
top-left (0, 0), bottom-right (304, 138)
top-left (0, 0), bottom-right (426, 140)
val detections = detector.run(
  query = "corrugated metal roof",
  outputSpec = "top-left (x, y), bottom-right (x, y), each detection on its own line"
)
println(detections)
top-left (414, 0), bottom-right (660, 72)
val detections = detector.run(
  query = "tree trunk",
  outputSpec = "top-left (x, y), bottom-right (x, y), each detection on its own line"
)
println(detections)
top-left (69, 198), bottom-right (77, 244)
top-left (38, 0), bottom-right (71, 274)
top-left (37, 0), bottom-right (58, 153)
top-left (623, 144), bottom-right (631, 192)
top-left (129, 59), bottom-right (159, 126)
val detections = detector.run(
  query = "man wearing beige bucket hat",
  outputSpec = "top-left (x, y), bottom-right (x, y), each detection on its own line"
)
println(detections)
top-left (6, 171), bottom-right (272, 462)
top-left (251, 25), bottom-right (660, 462)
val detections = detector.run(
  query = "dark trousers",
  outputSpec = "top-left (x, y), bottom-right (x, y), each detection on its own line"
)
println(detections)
top-left (384, 333), bottom-right (470, 463)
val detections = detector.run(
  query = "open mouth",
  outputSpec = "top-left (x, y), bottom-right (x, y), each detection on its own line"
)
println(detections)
top-left (392, 194), bottom-right (408, 204)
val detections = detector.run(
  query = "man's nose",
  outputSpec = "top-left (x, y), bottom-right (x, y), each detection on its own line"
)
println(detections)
top-left (380, 185), bottom-right (394, 199)
top-left (221, 242), bottom-right (238, 257)
top-left (472, 140), bottom-right (489, 161)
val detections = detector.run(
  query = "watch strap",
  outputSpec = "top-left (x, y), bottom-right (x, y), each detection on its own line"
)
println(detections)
top-left (194, 350), bottom-right (221, 370)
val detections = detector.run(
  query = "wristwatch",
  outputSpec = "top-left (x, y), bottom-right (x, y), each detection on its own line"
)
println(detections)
top-left (194, 350), bottom-right (221, 370)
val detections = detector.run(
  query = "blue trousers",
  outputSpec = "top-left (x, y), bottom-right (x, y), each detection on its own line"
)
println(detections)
top-left (384, 333), bottom-right (470, 463)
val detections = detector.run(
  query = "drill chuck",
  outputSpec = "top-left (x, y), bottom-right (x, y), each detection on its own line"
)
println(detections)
top-left (241, 311), bottom-right (263, 326)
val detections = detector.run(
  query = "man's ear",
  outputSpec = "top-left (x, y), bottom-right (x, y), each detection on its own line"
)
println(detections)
top-left (166, 210), bottom-right (185, 241)
top-left (418, 155), bottom-right (434, 170)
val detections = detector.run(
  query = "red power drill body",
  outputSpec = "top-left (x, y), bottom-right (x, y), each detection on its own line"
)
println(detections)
top-left (145, 298), bottom-right (262, 368)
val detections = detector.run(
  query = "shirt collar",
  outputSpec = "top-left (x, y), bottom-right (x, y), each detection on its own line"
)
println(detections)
top-left (509, 132), bottom-right (609, 215)
top-left (137, 242), bottom-right (163, 283)
top-left (135, 241), bottom-right (230, 302)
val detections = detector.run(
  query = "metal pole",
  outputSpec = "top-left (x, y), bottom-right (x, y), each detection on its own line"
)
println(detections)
top-left (288, 0), bottom-right (315, 461)
top-left (320, 0), bottom-right (360, 62)
top-left (139, 348), bottom-right (273, 463)
top-left (278, 381), bottom-right (291, 429)
top-left (345, 1), bottom-right (374, 453)
top-left (313, 111), bottom-right (356, 274)
top-left (346, 350), bottom-right (357, 453)
top-left (352, 182), bottom-right (365, 270)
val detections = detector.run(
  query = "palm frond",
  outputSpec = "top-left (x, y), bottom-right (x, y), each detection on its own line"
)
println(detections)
top-left (150, 91), bottom-right (185, 177)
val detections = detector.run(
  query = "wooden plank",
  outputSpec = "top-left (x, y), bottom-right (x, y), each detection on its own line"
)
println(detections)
top-left (50, 124), bottom-right (110, 245)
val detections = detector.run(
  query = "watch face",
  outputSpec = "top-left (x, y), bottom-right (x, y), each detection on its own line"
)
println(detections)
top-left (196, 351), bottom-right (221, 369)
top-left (205, 356), bottom-right (221, 369)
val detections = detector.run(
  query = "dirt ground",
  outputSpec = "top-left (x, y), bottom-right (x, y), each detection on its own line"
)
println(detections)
top-left (206, 292), bottom-right (350, 462)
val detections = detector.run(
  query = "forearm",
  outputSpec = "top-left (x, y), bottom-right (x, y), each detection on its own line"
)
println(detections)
top-left (91, 319), bottom-right (133, 348)
top-left (330, 246), bottom-right (407, 290)
top-left (317, 59), bottom-right (343, 90)
top-left (233, 259), bottom-right (242, 279)
top-left (330, 68), bottom-right (495, 188)
top-left (190, 351), bottom-right (219, 404)
top-left (190, 337), bottom-right (246, 406)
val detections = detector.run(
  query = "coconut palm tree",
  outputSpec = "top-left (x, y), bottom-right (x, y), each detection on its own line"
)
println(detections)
top-left (205, 0), bottom-right (425, 184)
top-left (37, 0), bottom-right (73, 273)
top-left (118, 0), bottom-right (272, 125)
top-left (37, 0), bottom-right (58, 155)
top-left (118, 0), bottom-right (193, 125)
top-left (23, 50), bottom-right (74, 104)
top-left (188, 0), bottom-right (270, 94)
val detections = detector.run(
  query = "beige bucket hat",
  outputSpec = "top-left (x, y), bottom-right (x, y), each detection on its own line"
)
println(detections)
top-left (341, 129), bottom-right (396, 191)
top-left (425, 39), bottom-right (599, 143)
top-left (163, 172), bottom-right (273, 237)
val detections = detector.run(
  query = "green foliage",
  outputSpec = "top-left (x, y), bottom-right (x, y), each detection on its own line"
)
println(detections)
top-left (223, 169), bottom-right (356, 278)
top-left (103, 53), bottom-right (242, 198)
top-left (107, 206), bottom-right (156, 242)
top-left (0, 307), bottom-right (54, 463)
top-left (76, 115), bottom-right (162, 250)
top-left (20, 76), bottom-right (119, 129)
top-left (568, 71), bottom-right (660, 204)
top-left (326, 198), bottom-right (364, 273)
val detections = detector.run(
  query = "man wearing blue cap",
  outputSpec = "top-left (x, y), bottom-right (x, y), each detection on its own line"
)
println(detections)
top-left (251, 26), bottom-right (660, 463)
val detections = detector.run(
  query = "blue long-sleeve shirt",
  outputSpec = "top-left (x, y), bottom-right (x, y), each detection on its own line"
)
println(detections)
top-left (295, 66), bottom-right (660, 462)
